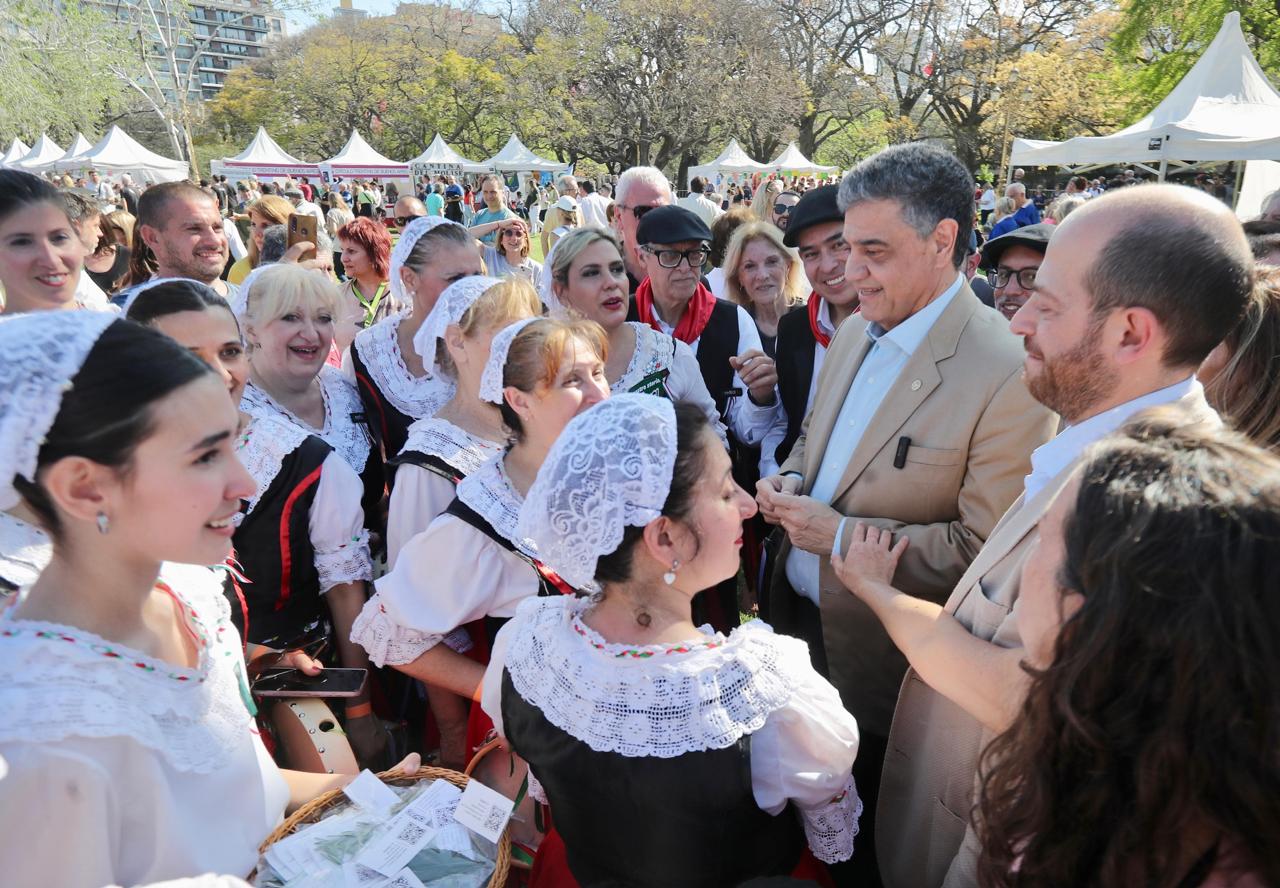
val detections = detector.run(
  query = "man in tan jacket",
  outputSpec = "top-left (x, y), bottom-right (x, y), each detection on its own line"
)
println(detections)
top-left (830, 183), bottom-right (1254, 888)
top-left (757, 143), bottom-right (1057, 884)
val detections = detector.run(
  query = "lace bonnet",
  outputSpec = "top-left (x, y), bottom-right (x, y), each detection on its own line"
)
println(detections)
top-left (0, 311), bottom-right (118, 510)
top-left (478, 317), bottom-right (540, 404)
top-left (119, 276), bottom-right (210, 315)
top-left (410, 275), bottom-right (501, 362)
top-left (517, 394), bottom-right (677, 588)
top-left (389, 215), bottom-right (468, 309)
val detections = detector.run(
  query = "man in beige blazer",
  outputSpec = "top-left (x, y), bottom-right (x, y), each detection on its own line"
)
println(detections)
top-left (829, 183), bottom-right (1255, 888)
top-left (757, 143), bottom-right (1057, 884)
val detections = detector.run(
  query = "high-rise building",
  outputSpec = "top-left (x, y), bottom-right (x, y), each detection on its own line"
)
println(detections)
top-left (333, 0), bottom-right (367, 20)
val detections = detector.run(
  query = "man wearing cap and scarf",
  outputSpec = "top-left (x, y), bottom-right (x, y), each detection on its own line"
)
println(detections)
top-left (756, 144), bottom-right (1056, 886)
top-left (979, 222), bottom-right (1051, 321)
top-left (759, 185), bottom-right (863, 478)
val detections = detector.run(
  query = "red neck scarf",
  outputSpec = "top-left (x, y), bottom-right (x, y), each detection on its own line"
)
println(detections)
top-left (635, 277), bottom-right (717, 345)
top-left (808, 293), bottom-right (858, 348)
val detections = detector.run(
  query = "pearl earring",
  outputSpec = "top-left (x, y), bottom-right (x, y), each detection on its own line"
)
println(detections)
top-left (663, 560), bottom-right (679, 586)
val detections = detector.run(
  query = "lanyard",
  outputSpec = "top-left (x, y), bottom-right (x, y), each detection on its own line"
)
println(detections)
top-left (356, 281), bottom-right (386, 327)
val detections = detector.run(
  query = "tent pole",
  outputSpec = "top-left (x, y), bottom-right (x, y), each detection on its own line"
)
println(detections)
top-left (1234, 162), bottom-right (1245, 209)
top-left (1158, 158), bottom-right (1168, 181)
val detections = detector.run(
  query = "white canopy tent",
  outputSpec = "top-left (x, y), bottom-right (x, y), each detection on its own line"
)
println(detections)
top-left (408, 134), bottom-right (490, 178)
top-left (1011, 13), bottom-right (1280, 179)
top-left (767, 142), bottom-right (837, 176)
top-left (213, 127), bottom-right (318, 181)
top-left (14, 135), bottom-right (64, 172)
top-left (318, 130), bottom-right (407, 181)
top-left (52, 126), bottom-right (188, 182)
top-left (1, 138), bottom-right (30, 167)
top-left (51, 133), bottom-right (94, 174)
top-left (484, 134), bottom-right (569, 173)
top-left (687, 139), bottom-right (768, 187)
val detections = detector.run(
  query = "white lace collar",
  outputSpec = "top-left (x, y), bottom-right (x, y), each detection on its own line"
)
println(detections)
top-left (0, 512), bottom-right (51, 590)
top-left (0, 563), bottom-right (256, 773)
top-left (235, 415), bottom-right (313, 514)
top-left (502, 596), bottom-right (806, 758)
top-left (456, 454), bottom-right (529, 553)
top-left (241, 366), bottom-right (370, 473)
top-left (399, 417), bottom-right (505, 478)
top-left (353, 315), bottom-right (456, 418)
top-left (612, 322), bottom-right (677, 392)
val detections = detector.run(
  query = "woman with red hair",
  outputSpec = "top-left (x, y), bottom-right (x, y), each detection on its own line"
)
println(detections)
top-left (335, 216), bottom-right (397, 351)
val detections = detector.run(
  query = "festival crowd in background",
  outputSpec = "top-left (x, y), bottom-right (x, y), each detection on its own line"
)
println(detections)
top-left (0, 139), bottom-right (1278, 888)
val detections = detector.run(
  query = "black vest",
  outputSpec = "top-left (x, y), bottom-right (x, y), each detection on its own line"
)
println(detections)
top-left (225, 435), bottom-right (332, 648)
top-left (501, 670), bottom-right (803, 887)
top-left (773, 307), bottom-right (819, 468)
top-left (626, 297), bottom-right (741, 423)
top-left (385, 450), bottom-right (461, 493)
top-left (349, 337), bottom-right (415, 462)
top-left (443, 497), bottom-right (576, 646)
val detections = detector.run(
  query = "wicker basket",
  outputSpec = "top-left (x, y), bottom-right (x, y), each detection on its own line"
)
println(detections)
top-left (258, 765), bottom-right (512, 888)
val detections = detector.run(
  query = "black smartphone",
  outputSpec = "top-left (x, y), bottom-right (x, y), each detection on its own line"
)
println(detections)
top-left (253, 667), bottom-right (368, 698)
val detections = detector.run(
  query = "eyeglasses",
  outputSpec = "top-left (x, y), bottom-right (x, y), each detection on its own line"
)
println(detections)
top-left (643, 246), bottom-right (709, 269)
top-left (502, 229), bottom-right (526, 238)
top-left (619, 203), bottom-right (659, 221)
top-left (774, 204), bottom-right (796, 215)
top-left (991, 266), bottom-right (1039, 289)
top-left (395, 214), bottom-right (424, 227)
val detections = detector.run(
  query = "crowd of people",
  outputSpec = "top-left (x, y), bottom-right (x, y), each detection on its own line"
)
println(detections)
top-left (0, 135), bottom-right (1278, 888)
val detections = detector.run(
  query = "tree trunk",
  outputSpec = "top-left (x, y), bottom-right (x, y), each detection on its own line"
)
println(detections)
top-left (797, 112), bottom-right (819, 158)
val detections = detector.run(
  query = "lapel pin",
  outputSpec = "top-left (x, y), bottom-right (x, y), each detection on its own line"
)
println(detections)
top-left (910, 379), bottom-right (922, 391)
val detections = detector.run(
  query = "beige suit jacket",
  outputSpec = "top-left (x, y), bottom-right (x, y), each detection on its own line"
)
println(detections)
top-left (876, 388), bottom-right (1220, 888)
top-left (776, 284), bottom-right (1057, 736)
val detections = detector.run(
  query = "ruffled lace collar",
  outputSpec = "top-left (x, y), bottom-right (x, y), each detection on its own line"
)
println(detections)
top-left (612, 322), bottom-right (677, 392)
top-left (399, 417), bottom-right (505, 478)
top-left (241, 366), bottom-right (370, 473)
top-left (502, 596), bottom-right (807, 758)
top-left (354, 315), bottom-right (456, 418)
top-left (0, 563), bottom-right (256, 773)
top-left (0, 512), bottom-right (51, 590)
top-left (235, 414), bottom-right (314, 514)
top-left (456, 455), bottom-right (529, 553)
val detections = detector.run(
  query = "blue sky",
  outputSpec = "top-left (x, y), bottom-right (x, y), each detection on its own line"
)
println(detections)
top-left (285, 0), bottom-right (469, 32)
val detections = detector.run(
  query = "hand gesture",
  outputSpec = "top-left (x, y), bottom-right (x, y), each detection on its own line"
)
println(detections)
top-left (729, 349), bottom-right (778, 405)
top-left (831, 522), bottom-right (908, 596)
top-left (756, 473), bottom-right (802, 524)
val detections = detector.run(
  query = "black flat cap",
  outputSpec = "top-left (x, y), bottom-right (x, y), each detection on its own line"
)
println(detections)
top-left (783, 184), bottom-right (843, 248)
top-left (635, 205), bottom-right (711, 246)
top-left (980, 222), bottom-right (1054, 270)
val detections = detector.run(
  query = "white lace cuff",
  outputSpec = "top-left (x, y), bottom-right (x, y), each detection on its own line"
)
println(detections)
top-left (527, 769), bottom-right (547, 805)
top-left (349, 591), bottom-right (442, 667)
top-left (316, 530), bottom-right (374, 593)
top-left (799, 775), bottom-right (861, 864)
top-left (442, 626), bottom-right (474, 654)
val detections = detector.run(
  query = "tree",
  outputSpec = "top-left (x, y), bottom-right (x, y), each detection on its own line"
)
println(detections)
top-left (0, 0), bottom-right (130, 142)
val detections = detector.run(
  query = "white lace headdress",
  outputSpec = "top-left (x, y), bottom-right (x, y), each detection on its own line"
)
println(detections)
top-left (0, 312), bottom-right (118, 510)
top-left (479, 317), bottom-right (539, 404)
top-left (517, 394), bottom-right (676, 589)
top-left (119, 277), bottom-right (213, 315)
top-left (233, 263), bottom-right (276, 318)
top-left (411, 275), bottom-right (501, 362)
top-left (389, 216), bottom-right (468, 309)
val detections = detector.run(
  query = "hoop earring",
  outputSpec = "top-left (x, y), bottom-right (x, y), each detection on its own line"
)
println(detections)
top-left (96, 512), bottom-right (110, 535)
top-left (663, 559), bottom-right (679, 586)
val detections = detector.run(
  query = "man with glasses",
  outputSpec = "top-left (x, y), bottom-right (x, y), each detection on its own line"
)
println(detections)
top-left (612, 166), bottom-right (674, 291)
top-left (980, 223), bottom-right (1050, 321)
top-left (771, 190), bottom-right (800, 231)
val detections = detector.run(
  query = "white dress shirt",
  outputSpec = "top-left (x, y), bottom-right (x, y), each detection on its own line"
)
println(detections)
top-left (579, 192), bottom-right (612, 228)
top-left (1023, 376), bottom-right (1200, 503)
top-left (785, 274), bottom-right (965, 603)
top-left (759, 299), bottom-right (836, 477)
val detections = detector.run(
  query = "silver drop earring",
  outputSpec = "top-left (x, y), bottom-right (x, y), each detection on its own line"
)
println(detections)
top-left (663, 559), bottom-right (679, 586)
top-left (96, 512), bottom-right (110, 535)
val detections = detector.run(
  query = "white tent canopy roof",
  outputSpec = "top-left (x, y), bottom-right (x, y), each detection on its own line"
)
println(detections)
top-left (15, 135), bottom-right (64, 171)
top-left (484, 134), bottom-right (568, 173)
top-left (409, 134), bottom-right (490, 174)
top-left (767, 142), bottom-right (836, 174)
top-left (55, 133), bottom-right (95, 169)
top-left (1, 138), bottom-right (30, 167)
top-left (687, 139), bottom-right (768, 186)
top-left (1012, 13), bottom-right (1280, 170)
top-left (318, 130), bottom-right (406, 177)
top-left (215, 127), bottom-right (319, 181)
top-left (52, 126), bottom-right (187, 181)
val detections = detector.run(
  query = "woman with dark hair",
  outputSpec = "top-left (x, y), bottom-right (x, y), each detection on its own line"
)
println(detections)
top-left (1199, 266), bottom-right (1280, 451)
top-left (346, 216), bottom-right (483, 458)
top-left (484, 395), bottom-right (861, 887)
top-left (0, 169), bottom-right (85, 314)
top-left (83, 212), bottom-right (131, 295)
top-left (127, 279), bottom-right (385, 767)
top-left (0, 312), bottom-right (415, 886)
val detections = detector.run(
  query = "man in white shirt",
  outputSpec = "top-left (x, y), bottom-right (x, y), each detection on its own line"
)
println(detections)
top-left (677, 176), bottom-right (723, 228)
top-left (832, 183), bottom-right (1252, 888)
top-left (119, 181), bottom-right (238, 303)
top-left (577, 180), bottom-right (611, 227)
top-left (756, 143), bottom-right (1057, 885)
top-left (284, 185), bottom-right (325, 228)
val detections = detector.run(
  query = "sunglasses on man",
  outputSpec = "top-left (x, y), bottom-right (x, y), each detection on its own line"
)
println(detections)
top-left (395, 214), bottom-right (425, 228)
top-left (619, 203), bottom-right (660, 220)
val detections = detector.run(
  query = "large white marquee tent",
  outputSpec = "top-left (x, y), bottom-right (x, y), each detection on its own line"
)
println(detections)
top-left (51, 126), bottom-right (188, 182)
top-left (213, 127), bottom-right (319, 180)
top-left (687, 139), bottom-right (768, 187)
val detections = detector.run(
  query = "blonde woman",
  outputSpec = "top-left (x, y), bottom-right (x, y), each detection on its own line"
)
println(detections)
top-left (750, 178), bottom-right (783, 221)
top-left (988, 195), bottom-right (1019, 238)
top-left (326, 191), bottom-right (355, 273)
top-left (227, 194), bottom-right (293, 285)
top-left (723, 221), bottom-right (807, 355)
